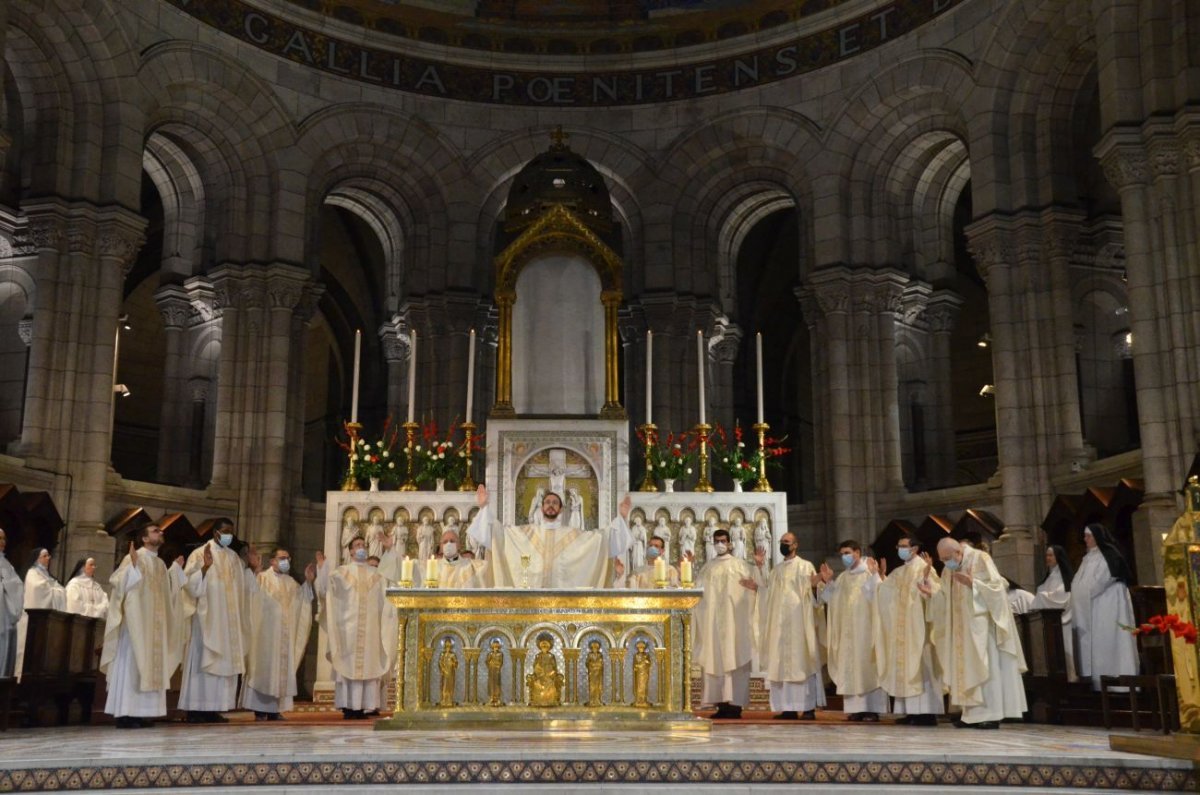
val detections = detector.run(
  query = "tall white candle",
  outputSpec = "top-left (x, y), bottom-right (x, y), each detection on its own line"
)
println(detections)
top-left (645, 330), bottom-right (653, 424)
top-left (406, 329), bottom-right (417, 424)
top-left (465, 328), bottom-right (476, 420)
top-left (756, 332), bottom-right (765, 424)
top-left (696, 330), bottom-right (706, 425)
top-left (350, 329), bottom-right (362, 423)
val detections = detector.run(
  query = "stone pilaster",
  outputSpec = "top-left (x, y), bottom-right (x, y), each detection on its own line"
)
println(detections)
top-left (1096, 115), bottom-right (1200, 582)
top-left (795, 266), bottom-right (907, 547)
top-left (708, 317), bottom-right (743, 437)
top-left (16, 198), bottom-right (146, 575)
top-left (154, 285), bottom-right (195, 486)
top-left (208, 262), bottom-right (316, 542)
top-left (922, 290), bottom-right (964, 488)
top-left (379, 316), bottom-right (413, 425)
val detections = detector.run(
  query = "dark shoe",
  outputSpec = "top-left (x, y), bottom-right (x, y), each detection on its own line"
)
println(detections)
top-left (186, 711), bottom-right (207, 724)
top-left (115, 716), bottom-right (138, 729)
top-left (341, 709), bottom-right (354, 720)
top-left (910, 714), bottom-right (939, 727)
top-left (774, 711), bottom-right (799, 720)
top-left (895, 715), bottom-right (914, 725)
top-left (952, 717), bottom-right (968, 728)
top-left (967, 720), bottom-right (999, 729)
top-left (207, 712), bottom-right (229, 724)
top-left (859, 712), bottom-right (879, 722)
top-left (266, 713), bottom-right (284, 721)
top-left (254, 712), bottom-right (268, 721)
top-left (847, 712), bottom-right (863, 721)
top-left (800, 710), bottom-right (816, 720)
top-left (363, 709), bottom-right (380, 717)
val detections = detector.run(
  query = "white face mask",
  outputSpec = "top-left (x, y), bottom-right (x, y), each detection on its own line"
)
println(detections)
top-left (443, 542), bottom-right (458, 558)
top-left (218, 533), bottom-right (233, 548)
top-left (276, 559), bottom-right (291, 574)
top-left (714, 542), bottom-right (729, 556)
top-left (645, 546), bottom-right (661, 560)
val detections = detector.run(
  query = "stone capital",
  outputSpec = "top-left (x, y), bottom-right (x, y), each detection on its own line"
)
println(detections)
top-left (1095, 132), bottom-right (1150, 190)
top-left (923, 290), bottom-right (963, 334)
top-left (189, 376), bottom-right (212, 402)
top-left (16, 317), bottom-right (33, 347)
top-left (708, 318), bottom-right (743, 365)
top-left (155, 285), bottom-right (195, 330)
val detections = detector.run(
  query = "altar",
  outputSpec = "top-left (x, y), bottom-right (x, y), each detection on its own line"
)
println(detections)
top-left (376, 587), bottom-right (707, 731)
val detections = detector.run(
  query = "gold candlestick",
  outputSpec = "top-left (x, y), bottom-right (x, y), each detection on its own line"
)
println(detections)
top-left (400, 420), bottom-right (419, 491)
top-left (341, 421), bottom-right (363, 491)
top-left (638, 423), bottom-right (658, 492)
top-left (752, 421), bottom-right (773, 492)
top-left (693, 423), bottom-right (714, 493)
top-left (458, 422), bottom-right (477, 491)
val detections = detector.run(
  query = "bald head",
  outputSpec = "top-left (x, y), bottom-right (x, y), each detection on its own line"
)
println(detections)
top-left (937, 537), bottom-right (962, 562)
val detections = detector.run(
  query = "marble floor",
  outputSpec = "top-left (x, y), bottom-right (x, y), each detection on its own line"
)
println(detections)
top-left (0, 721), bottom-right (1190, 792)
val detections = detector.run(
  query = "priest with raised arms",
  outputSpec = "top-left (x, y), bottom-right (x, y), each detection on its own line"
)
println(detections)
top-left (466, 484), bottom-right (633, 588)
top-left (919, 537), bottom-right (1027, 729)
top-left (877, 534), bottom-right (943, 726)
top-left (101, 524), bottom-right (186, 728)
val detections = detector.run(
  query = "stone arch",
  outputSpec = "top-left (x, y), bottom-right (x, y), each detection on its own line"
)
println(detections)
top-left (7, 0), bottom-right (144, 207)
top-left (142, 132), bottom-right (206, 278)
top-left (140, 42), bottom-right (296, 265)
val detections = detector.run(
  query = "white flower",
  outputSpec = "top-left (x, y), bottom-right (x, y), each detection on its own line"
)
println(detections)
top-left (438, 453), bottom-right (445, 459)
top-left (686, 468), bottom-right (693, 474)
top-left (388, 462), bottom-right (395, 469)
top-left (737, 442), bottom-right (745, 448)
top-left (673, 443), bottom-right (681, 449)
top-left (659, 462), bottom-right (666, 469)
top-left (722, 456), bottom-right (729, 463)
top-left (376, 441), bottom-right (384, 448)
top-left (382, 450), bottom-right (389, 458)
top-left (415, 445), bottom-right (423, 452)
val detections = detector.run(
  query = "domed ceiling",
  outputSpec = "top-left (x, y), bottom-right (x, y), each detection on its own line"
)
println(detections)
top-left (165, 0), bottom-right (966, 105)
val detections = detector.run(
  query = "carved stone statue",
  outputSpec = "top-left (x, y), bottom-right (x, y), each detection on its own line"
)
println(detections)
top-left (526, 487), bottom-right (546, 525)
top-left (753, 517), bottom-right (773, 568)
top-left (584, 640), bottom-right (605, 707)
top-left (366, 512), bottom-right (391, 560)
top-left (630, 516), bottom-right (647, 570)
top-left (393, 519), bottom-right (410, 557)
top-left (631, 640), bottom-right (653, 708)
top-left (438, 638), bottom-right (458, 707)
top-left (485, 639), bottom-right (504, 707)
top-left (703, 516), bottom-right (719, 561)
top-left (729, 515), bottom-right (747, 560)
top-left (678, 516), bottom-right (697, 561)
top-left (340, 511), bottom-right (362, 560)
top-left (567, 487), bottom-right (584, 531)
top-left (526, 634), bottom-right (563, 707)
top-left (416, 515), bottom-right (437, 561)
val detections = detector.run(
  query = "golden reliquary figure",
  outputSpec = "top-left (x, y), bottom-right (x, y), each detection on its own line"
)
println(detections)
top-left (585, 640), bottom-right (605, 707)
top-left (486, 639), bottom-right (505, 707)
top-left (438, 638), bottom-right (458, 707)
top-left (526, 634), bottom-right (564, 707)
top-left (631, 640), bottom-right (653, 708)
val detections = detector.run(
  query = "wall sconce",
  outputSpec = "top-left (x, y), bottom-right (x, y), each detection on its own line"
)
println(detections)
top-left (114, 384), bottom-right (131, 397)
top-left (976, 333), bottom-right (991, 348)
top-left (979, 384), bottom-right (996, 397)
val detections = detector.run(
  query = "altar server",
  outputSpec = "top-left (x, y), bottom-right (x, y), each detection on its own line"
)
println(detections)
top-left (0, 528), bottom-right (23, 677)
top-left (694, 527), bottom-right (764, 719)
top-left (178, 519), bottom-right (252, 723)
top-left (920, 538), bottom-right (1027, 728)
top-left (876, 534), bottom-right (942, 726)
top-left (1032, 545), bottom-right (1075, 680)
top-left (1071, 524), bottom-right (1138, 689)
top-left (65, 557), bottom-right (109, 618)
top-left (316, 536), bottom-right (398, 719)
top-left (817, 540), bottom-right (886, 721)
top-left (758, 532), bottom-right (823, 719)
top-left (242, 548), bottom-right (315, 720)
top-left (101, 525), bottom-right (186, 728)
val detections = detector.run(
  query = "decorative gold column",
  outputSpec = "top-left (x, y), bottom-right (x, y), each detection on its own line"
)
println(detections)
top-left (465, 648), bottom-right (481, 705)
top-left (492, 289), bottom-right (516, 417)
top-left (599, 289), bottom-right (626, 419)
top-left (394, 617), bottom-right (408, 713)
top-left (563, 647), bottom-right (581, 704)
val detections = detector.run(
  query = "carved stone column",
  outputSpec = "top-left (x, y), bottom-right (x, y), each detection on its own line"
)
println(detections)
top-left (208, 263), bottom-right (317, 542)
top-left (380, 317), bottom-right (412, 424)
top-left (708, 319), bottom-right (743, 438)
top-left (154, 285), bottom-right (194, 486)
top-left (17, 198), bottom-right (146, 576)
top-left (923, 291), bottom-right (963, 488)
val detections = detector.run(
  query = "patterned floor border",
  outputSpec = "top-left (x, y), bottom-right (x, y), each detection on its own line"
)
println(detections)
top-left (0, 759), bottom-right (1192, 791)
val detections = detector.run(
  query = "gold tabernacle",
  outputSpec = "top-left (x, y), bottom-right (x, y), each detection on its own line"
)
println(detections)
top-left (376, 587), bottom-right (707, 731)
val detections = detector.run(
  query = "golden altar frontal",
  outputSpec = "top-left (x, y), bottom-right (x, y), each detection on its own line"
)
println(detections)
top-left (376, 588), bottom-right (707, 732)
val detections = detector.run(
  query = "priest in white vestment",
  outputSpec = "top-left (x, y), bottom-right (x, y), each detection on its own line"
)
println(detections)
top-left (466, 485), bottom-right (633, 589)
top-left (0, 528), bottom-right (23, 677)
top-left (1071, 524), bottom-right (1138, 689)
top-left (383, 528), bottom-right (491, 589)
top-left (66, 558), bottom-right (109, 619)
top-left (1032, 545), bottom-right (1076, 681)
top-left (921, 538), bottom-right (1027, 728)
top-left (178, 520), bottom-right (253, 722)
top-left (101, 525), bottom-right (186, 728)
top-left (758, 532), bottom-right (824, 719)
top-left (694, 527), bottom-right (765, 719)
top-left (15, 547), bottom-right (67, 680)
top-left (877, 534), bottom-right (943, 726)
top-left (817, 540), bottom-right (887, 720)
top-left (242, 548), bottom-right (315, 719)
top-left (616, 536), bottom-right (680, 589)
top-left (317, 536), bottom-right (399, 719)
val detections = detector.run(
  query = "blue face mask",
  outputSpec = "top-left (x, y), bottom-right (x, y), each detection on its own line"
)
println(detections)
top-left (646, 546), bottom-right (661, 560)
top-left (944, 558), bottom-right (960, 571)
top-left (276, 559), bottom-right (291, 574)
top-left (353, 548), bottom-right (368, 562)
top-left (840, 553), bottom-right (855, 568)
top-left (218, 533), bottom-right (233, 548)
top-left (897, 547), bottom-right (913, 562)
